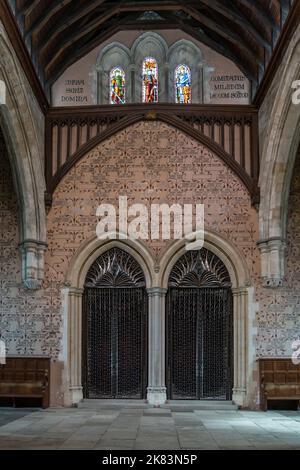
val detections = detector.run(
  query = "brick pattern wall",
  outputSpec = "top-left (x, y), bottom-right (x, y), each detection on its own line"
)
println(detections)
top-left (0, 121), bottom-right (299, 405)
top-left (0, 129), bottom-right (61, 357)
top-left (256, 146), bottom-right (300, 357)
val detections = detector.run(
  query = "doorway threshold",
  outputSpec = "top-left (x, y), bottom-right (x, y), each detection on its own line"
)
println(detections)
top-left (78, 399), bottom-right (150, 409)
top-left (162, 400), bottom-right (238, 411)
top-left (78, 399), bottom-right (237, 411)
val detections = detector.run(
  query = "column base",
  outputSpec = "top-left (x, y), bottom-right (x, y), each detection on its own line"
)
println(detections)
top-left (65, 386), bottom-right (83, 407)
top-left (232, 388), bottom-right (247, 408)
top-left (147, 387), bottom-right (167, 406)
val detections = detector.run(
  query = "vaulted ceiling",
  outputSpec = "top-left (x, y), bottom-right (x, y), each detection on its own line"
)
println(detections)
top-left (9, 0), bottom-right (295, 98)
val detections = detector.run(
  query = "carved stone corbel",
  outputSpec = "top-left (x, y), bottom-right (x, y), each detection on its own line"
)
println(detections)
top-left (257, 237), bottom-right (286, 287)
top-left (19, 240), bottom-right (47, 290)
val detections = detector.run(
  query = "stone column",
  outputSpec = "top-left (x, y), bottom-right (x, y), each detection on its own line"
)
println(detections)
top-left (202, 66), bottom-right (214, 104)
top-left (19, 240), bottom-right (47, 290)
top-left (232, 287), bottom-right (248, 407)
top-left (198, 65), bottom-right (204, 103)
top-left (97, 67), bottom-right (106, 104)
top-left (147, 287), bottom-right (168, 406)
top-left (67, 287), bottom-right (84, 406)
top-left (164, 63), bottom-right (170, 102)
top-left (257, 237), bottom-right (286, 287)
top-left (129, 65), bottom-right (137, 103)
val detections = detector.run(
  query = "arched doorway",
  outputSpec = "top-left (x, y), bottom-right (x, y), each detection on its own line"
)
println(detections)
top-left (82, 247), bottom-right (148, 399)
top-left (166, 249), bottom-right (233, 400)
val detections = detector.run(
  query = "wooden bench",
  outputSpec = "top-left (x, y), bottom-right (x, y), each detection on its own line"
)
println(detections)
top-left (0, 357), bottom-right (50, 408)
top-left (259, 358), bottom-right (300, 411)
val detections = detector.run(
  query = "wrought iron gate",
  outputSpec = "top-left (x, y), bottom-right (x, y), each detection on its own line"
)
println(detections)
top-left (82, 248), bottom-right (147, 399)
top-left (167, 250), bottom-right (233, 400)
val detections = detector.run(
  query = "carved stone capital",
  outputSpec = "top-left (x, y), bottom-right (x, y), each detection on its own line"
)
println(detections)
top-left (147, 287), bottom-right (168, 298)
top-left (19, 240), bottom-right (47, 290)
top-left (257, 237), bottom-right (286, 287)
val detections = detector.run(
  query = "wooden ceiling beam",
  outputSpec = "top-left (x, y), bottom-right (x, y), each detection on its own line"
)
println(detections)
top-left (24, 0), bottom-right (73, 39)
top-left (42, 2), bottom-right (261, 74)
top-left (42, 6), bottom-right (123, 68)
top-left (232, 0), bottom-right (276, 28)
top-left (8, 0), bottom-right (293, 101)
top-left (200, 0), bottom-right (271, 48)
top-left (21, 0), bottom-right (39, 17)
top-left (163, 11), bottom-right (258, 82)
top-left (46, 18), bottom-right (131, 89)
top-left (38, 1), bottom-right (186, 52)
top-left (180, 5), bottom-right (262, 66)
top-left (0, 0), bottom-right (48, 111)
top-left (45, 5), bottom-right (255, 90)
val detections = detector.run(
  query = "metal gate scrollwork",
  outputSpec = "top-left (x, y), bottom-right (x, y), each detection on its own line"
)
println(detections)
top-left (83, 248), bottom-right (147, 399)
top-left (167, 249), bottom-right (233, 400)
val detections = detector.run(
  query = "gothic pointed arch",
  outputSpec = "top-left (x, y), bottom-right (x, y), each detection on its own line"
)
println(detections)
top-left (158, 232), bottom-right (252, 407)
top-left (258, 24), bottom-right (300, 286)
top-left (0, 21), bottom-right (46, 289)
top-left (85, 247), bottom-right (146, 288)
top-left (63, 235), bottom-right (155, 405)
top-left (166, 247), bottom-right (233, 400)
top-left (167, 39), bottom-right (202, 103)
top-left (132, 32), bottom-right (168, 102)
top-left (82, 246), bottom-right (148, 399)
top-left (168, 249), bottom-right (231, 288)
top-left (96, 42), bottom-right (131, 104)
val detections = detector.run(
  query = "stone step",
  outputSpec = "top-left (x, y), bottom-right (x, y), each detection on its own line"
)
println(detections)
top-left (163, 400), bottom-right (238, 411)
top-left (78, 399), bottom-right (149, 409)
top-left (78, 399), bottom-right (238, 411)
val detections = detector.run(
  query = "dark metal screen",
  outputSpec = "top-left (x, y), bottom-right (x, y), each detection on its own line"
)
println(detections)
top-left (82, 248), bottom-right (147, 399)
top-left (167, 250), bottom-right (233, 400)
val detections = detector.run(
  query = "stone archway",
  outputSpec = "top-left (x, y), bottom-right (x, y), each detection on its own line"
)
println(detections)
top-left (0, 21), bottom-right (46, 289)
top-left (258, 25), bottom-right (300, 287)
top-left (63, 231), bottom-right (254, 407)
top-left (159, 231), bottom-right (253, 408)
top-left (166, 249), bottom-right (234, 401)
top-left (63, 235), bottom-right (156, 406)
top-left (82, 247), bottom-right (148, 399)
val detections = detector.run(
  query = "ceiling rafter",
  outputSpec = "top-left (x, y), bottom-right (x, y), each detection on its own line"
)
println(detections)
top-left (41, 2), bottom-right (263, 77)
top-left (24, 0), bottom-right (74, 40)
top-left (46, 20), bottom-right (186, 92)
top-left (20, 0), bottom-right (39, 17)
top-left (199, 0), bottom-right (271, 49)
top-left (233, 0), bottom-right (277, 28)
top-left (8, 0), bottom-right (294, 101)
top-left (42, 6), bottom-right (125, 70)
top-left (163, 10), bottom-right (258, 81)
top-left (38, 2), bottom-right (185, 53)
top-left (180, 5), bottom-right (262, 65)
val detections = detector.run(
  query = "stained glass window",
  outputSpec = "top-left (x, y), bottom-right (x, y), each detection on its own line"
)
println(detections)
top-left (142, 58), bottom-right (158, 103)
top-left (110, 67), bottom-right (125, 104)
top-left (175, 65), bottom-right (191, 104)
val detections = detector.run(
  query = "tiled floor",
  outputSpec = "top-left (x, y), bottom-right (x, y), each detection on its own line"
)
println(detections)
top-left (0, 406), bottom-right (299, 450)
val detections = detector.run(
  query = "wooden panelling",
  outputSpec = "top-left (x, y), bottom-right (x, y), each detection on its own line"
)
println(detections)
top-left (45, 104), bottom-right (259, 206)
top-left (0, 356), bottom-right (50, 408)
top-left (259, 358), bottom-right (300, 411)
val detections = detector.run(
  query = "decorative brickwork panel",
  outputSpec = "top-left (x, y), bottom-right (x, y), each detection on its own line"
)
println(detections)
top-left (1, 121), bottom-right (299, 373)
top-left (256, 146), bottom-right (300, 357)
top-left (47, 121), bottom-right (260, 289)
top-left (0, 130), bottom-right (61, 357)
